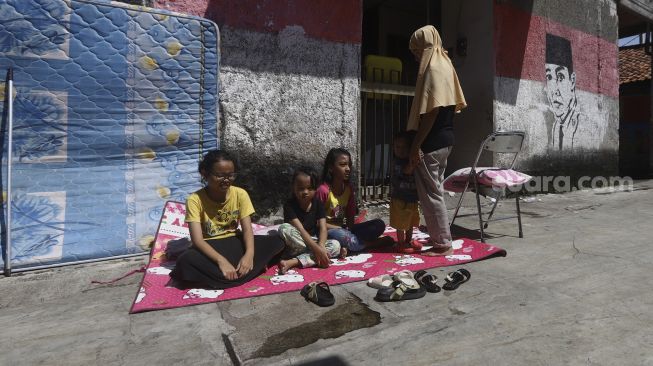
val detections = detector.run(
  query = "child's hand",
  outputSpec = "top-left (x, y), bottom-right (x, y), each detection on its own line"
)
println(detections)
top-left (314, 246), bottom-right (330, 268)
top-left (237, 252), bottom-right (254, 277)
top-left (217, 259), bottom-right (238, 280)
top-left (339, 247), bottom-right (348, 259)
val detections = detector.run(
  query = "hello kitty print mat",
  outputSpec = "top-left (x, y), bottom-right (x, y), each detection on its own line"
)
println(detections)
top-left (129, 201), bottom-right (506, 313)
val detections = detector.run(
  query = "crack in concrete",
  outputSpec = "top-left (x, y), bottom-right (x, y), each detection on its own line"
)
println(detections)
top-left (571, 237), bottom-right (580, 259)
top-left (222, 333), bottom-right (241, 366)
top-left (423, 325), bottom-right (451, 335)
top-left (486, 333), bottom-right (538, 347)
top-left (564, 203), bottom-right (601, 212)
top-left (571, 238), bottom-right (628, 261)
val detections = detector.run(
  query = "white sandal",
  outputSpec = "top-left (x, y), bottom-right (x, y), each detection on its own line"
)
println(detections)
top-left (367, 274), bottom-right (394, 289)
top-left (392, 270), bottom-right (421, 290)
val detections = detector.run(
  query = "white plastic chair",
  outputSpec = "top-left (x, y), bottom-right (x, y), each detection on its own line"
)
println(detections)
top-left (448, 131), bottom-right (527, 242)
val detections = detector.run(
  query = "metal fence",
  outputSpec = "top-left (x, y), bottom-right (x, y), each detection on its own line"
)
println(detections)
top-left (359, 81), bottom-right (415, 202)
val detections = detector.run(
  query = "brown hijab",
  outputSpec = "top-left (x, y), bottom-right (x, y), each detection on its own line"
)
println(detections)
top-left (407, 25), bottom-right (467, 131)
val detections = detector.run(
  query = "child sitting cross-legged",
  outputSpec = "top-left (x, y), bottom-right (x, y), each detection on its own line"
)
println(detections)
top-left (278, 167), bottom-right (345, 274)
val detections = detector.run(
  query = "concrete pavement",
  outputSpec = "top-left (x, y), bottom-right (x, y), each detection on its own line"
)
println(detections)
top-left (1, 180), bottom-right (652, 365)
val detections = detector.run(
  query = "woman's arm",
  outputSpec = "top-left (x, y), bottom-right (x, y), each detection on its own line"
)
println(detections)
top-left (188, 222), bottom-right (238, 280)
top-left (410, 107), bottom-right (439, 167)
top-left (236, 215), bottom-right (255, 277)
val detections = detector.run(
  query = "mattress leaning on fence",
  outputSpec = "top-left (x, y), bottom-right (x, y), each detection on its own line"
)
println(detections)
top-left (0, 0), bottom-right (220, 270)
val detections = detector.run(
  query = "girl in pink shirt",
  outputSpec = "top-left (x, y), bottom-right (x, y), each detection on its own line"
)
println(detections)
top-left (316, 148), bottom-right (386, 252)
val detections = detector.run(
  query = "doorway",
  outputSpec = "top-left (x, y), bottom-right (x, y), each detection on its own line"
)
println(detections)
top-left (617, 4), bottom-right (653, 178)
top-left (360, 0), bottom-right (441, 200)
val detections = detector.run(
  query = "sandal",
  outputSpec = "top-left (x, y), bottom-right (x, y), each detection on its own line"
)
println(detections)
top-left (414, 270), bottom-right (441, 293)
top-left (442, 269), bottom-right (471, 291)
top-left (375, 280), bottom-right (426, 302)
top-left (367, 274), bottom-right (394, 289)
top-left (300, 281), bottom-right (335, 307)
top-left (392, 270), bottom-right (420, 290)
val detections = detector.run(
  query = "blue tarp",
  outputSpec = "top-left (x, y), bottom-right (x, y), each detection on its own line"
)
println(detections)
top-left (0, 0), bottom-right (219, 269)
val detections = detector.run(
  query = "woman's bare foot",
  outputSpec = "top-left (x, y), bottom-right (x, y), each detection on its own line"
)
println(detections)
top-left (278, 258), bottom-right (299, 274)
top-left (421, 243), bottom-right (453, 256)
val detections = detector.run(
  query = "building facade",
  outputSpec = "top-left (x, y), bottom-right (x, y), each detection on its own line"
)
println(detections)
top-left (150, 0), bottom-right (651, 212)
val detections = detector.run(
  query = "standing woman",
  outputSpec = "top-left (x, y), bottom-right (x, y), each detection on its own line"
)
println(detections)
top-left (407, 25), bottom-right (467, 255)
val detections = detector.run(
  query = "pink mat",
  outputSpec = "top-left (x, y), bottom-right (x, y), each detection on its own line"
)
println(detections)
top-left (129, 201), bottom-right (506, 313)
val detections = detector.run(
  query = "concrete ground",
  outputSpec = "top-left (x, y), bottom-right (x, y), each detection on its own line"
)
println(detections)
top-left (2, 180), bottom-right (653, 366)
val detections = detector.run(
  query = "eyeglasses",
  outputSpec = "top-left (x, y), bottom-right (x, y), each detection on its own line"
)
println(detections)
top-left (210, 172), bottom-right (237, 181)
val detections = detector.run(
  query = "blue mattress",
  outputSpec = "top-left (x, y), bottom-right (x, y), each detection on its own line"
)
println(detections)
top-left (0, 0), bottom-right (219, 269)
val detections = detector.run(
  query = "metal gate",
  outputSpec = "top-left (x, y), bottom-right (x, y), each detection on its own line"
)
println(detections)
top-left (359, 80), bottom-right (415, 202)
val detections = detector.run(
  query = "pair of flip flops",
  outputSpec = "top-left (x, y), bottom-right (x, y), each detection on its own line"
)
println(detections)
top-left (443, 268), bottom-right (471, 291)
top-left (372, 270), bottom-right (426, 302)
top-left (300, 281), bottom-right (335, 307)
top-left (414, 268), bottom-right (471, 292)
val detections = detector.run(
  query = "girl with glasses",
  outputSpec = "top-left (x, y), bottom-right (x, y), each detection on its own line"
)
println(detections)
top-left (169, 149), bottom-right (284, 289)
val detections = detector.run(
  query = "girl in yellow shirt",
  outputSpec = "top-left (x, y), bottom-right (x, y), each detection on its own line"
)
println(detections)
top-left (170, 150), bottom-right (284, 289)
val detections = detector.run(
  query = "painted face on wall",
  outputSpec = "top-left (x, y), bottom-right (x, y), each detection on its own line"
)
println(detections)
top-left (545, 63), bottom-right (576, 121)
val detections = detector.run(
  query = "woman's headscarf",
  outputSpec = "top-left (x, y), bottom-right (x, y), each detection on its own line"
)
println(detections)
top-left (407, 25), bottom-right (467, 131)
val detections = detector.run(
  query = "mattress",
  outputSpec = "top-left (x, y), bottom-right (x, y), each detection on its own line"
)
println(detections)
top-left (0, 0), bottom-right (219, 269)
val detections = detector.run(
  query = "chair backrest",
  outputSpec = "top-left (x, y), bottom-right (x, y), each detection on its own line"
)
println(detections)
top-left (482, 131), bottom-right (525, 153)
top-left (472, 131), bottom-right (525, 170)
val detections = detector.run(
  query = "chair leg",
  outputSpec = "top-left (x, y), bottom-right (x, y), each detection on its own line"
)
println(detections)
top-left (516, 192), bottom-right (523, 238)
top-left (474, 184), bottom-right (485, 243)
top-left (484, 191), bottom-right (501, 229)
top-left (450, 187), bottom-right (467, 227)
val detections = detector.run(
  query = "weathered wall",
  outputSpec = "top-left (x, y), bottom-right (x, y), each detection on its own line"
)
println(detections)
top-left (442, 0), bottom-right (495, 171)
top-left (153, 0), bottom-right (362, 217)
top-left (153, 0), bottom-right (208, 16)
top-left (494, 0), bottom-right (620, 177)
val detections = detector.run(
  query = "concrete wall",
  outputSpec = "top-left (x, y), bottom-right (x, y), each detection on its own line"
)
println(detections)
top-left (152, 0), bottom-right (362, 217)
top-left (494, 0), bottom-right (620, 178)
top-left (441, 0), bottom-right (495, 171)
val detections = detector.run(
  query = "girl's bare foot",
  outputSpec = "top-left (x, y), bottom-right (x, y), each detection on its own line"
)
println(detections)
top-left (278, 259), bottom-right (298, 274)
top-left (339, 247), bottom-right (348, 258)
top-left (397, 242), bottom-right (415, 254)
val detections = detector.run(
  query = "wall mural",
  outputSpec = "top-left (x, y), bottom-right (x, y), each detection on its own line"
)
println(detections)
top-left (494, 3), bottom-right (618, 161)
top-left (545, 33), bottom-right (580, 150)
